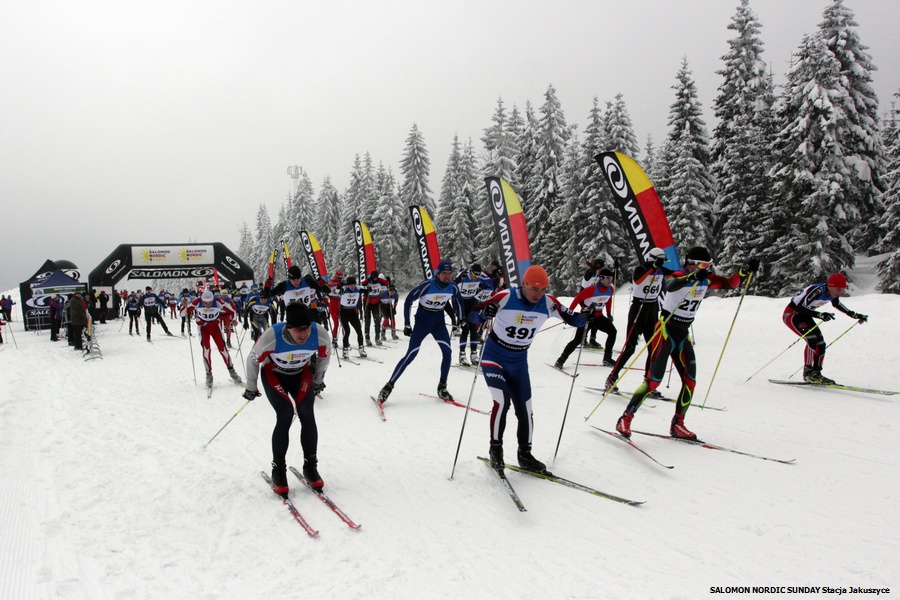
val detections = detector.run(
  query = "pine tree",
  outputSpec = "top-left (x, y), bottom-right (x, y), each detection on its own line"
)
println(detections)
top-left (237, 222), bottom-right (255, 281)
top-left (398, 123), bottom-right (435, 215)
top-left (398, 123), bottom-right (434, 283)
top-left (658, 58), bottom-right (716, 256)
top-left (253, 204), bottom-right (276, 282)
top-left (600, 94), bottom-right (640, 269)
top-left (370, 165), bottom-right (407, 282)
top-left (513, 101), bottom-right (541, 240)
top-left (315, 176), bottom-right (342, 272)
top-left (437, 135), bottom-right (468, 267)
top-left (767, 34), bottom-right (855, 294)
top-left (876, 95), bottom-right (900, 293)
top-left (284, 168), bottom-right (317, 268)
top-left (712, 0), bottom-right (777, 277)
top-left (336, 155), bottom-right (365, 276)
top-left (817, 0), bottom-right (887, 252)
top-left (528, 85), bottom-right (571, 267)
top-left (477, 99), bottom-right (520, 263)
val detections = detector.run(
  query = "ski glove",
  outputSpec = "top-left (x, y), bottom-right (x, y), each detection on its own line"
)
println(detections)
top-left (652, 257), bottom-right (665, 268)
top-left (693, 268), bottom-right (709, 281)
top-left (403, 324), bottom-right (413, 336)
top-left (819, 312), bottom-right (835, 322)
top-left (243, 389), bottom-right (261, 401)
top-left (746, 257), bottom-right (760, 273)
top-left (483, 303), bottom-right (499, 318)
top-left (450, 325), bottom-right (461, 337)
top-left (313, 382), bottom-right (326, 395)
top-left (851, 312), bottom-right (868, 323)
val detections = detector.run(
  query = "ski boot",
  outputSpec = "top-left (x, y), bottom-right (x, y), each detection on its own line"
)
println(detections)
top-left (489, 441), bottom-right (504, 470)
top-left (270, 461), bottom-right (289, 495)
top-left (377, 382), bottom-right (393, 403)
top-left (437, 380), bottom-right (453, 401)
top-left (602, 359), bottom-right (616, 367)
top-left (604, 376), bottom-right (619, 394)
top-left (616, 409), bottom-right (634, 438)
top-left (342, 347), bottom-right (349, 359)
top-left (553, 358), bottom-right (565, 370)
top-left (670, 413), bottom-right (697, 440)
top-left (365, 336), bottom-right (373, 347)
top-left (205, 371), bottom-right (213, 389)
top-left (588, 340), bottom-right (602, 349)
top-left (459, 352), bottom-right (470, 366)
top-left (228, 368), bottom-right (243, 384)
top-left (470, 349), bottom-right (480, 366)
top-left (517, 445), bottom-right (547, 473)
top-left (813, 367), bottom-right (835, 385)
top-left (303, 456), bottom-right (324, 491)
top-left (359, 347), bottom-right (368, 358)
top-left (647, 390), bottom-right (663, 399)
top-left (391, 329), bottom-right (399, 341)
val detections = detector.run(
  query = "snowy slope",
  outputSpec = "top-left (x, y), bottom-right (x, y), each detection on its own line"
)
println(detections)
top-left (0, 280), bottom-right (897, 600)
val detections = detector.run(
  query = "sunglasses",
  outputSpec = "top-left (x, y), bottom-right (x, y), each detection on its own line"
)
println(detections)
top-left (685, 260), bottom-right (714, 269)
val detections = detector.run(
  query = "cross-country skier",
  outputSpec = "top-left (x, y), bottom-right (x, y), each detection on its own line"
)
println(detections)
top-left (379, 282), bottom-right (400, 341)
top-left (187, 290), bottom-right (242, 388)
top-left (454, 263), bottom-right (492, 366)
top-left (338, 276), bottom-right (367, 359)
top-left (243, 288), bottom-right (276, 342)
top-left (554, 267), bottom-right (617, 370)
top-left (376, 260), bottom-right (463, 403)
top-left (782, 273), bottom-right (868, 384)
top-left (243, 303), bottom-right (331, 494)
top-left (604, 247), bottom-right (675, 392)
top-left (141, 286), bottom-right (173, 341)
top-left (126, 293), bottom-right (142, 336)
top-left (360, 270), bottom-right (389, 345)
top-left (268, 265), bottom-right (321, 314)
top-left (615, 247), bottom-right (757, 440)
top-left (475, 265), bottom-right (584, 472)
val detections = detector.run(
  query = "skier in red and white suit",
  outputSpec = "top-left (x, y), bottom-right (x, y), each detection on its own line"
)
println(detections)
top-left (188, 290), bottom-right (243, 388)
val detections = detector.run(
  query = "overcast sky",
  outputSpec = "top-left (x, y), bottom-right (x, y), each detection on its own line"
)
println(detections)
top-left (1, 0), bottom-right (897, 292)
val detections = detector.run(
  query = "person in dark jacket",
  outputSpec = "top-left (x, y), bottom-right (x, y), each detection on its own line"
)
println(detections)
top-left (49, 294), bottom-right (64, 341)
top-left (67, 291), bottom-right (89, 350)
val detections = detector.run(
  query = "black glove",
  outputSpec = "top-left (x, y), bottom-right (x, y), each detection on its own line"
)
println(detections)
top-left (652, 257), bottom-right (665, 268)
top-left (852, 312), bottom-right (868, 323)
top-left (819, 312), bottom-right (835, 322)
top-left (483, 303), bottom-right (499, 318)
top-left (313, 382), bottom-right (326, 394)
top-left (242, 321), bottom-right (248, 330)
top-left (746, 257), bottom-right (760, 273)
top-left (243, 389), bottom-right (261, 401)
top-left (582, 311), bottom-right (595, 323)
top-left (403, 324), bottom-right (413, 336)
top-left (693, 268), bottom-right (709, 281)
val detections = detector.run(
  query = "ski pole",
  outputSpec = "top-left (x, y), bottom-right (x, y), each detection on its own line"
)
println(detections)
top-left (537, 320), bottom-right (566, 334)
top-left (234, 323), bottom-right (247, 378)
top-left (584, 280), bottom-right (700, 421)
top-left (187, 320), bottom-right (197, 385)
top-left (449, 318), bottom-right (491, 480)
top-left (701, 272), bottom-right (753, 408)
top-left (789, 321), bottom-right (859, 379)
top-left (202, 400), bottom-right (251, 448)
top-left (6, 318), bottom-right (18, 349)
top-left (744, 322), bottom-right (821, 382)
top-left (553, 322), bottom-right (587, 464)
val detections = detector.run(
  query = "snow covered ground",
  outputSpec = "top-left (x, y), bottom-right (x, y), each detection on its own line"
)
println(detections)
top-left (1, 267), bottom-right (898, 599)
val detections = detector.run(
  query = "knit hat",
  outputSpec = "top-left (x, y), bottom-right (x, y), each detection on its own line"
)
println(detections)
top-left (285, 303), bottom-right (312, 328)
top-left (827, 273), bottom-right (848, 289)
top-left (287, 265), bottom-right (302, 279)
top-left (523, 265), bottom-right (549, 288)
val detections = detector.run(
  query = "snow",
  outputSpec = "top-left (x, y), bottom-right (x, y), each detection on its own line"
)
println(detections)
top-left (1, 271), bottom-right (898, 599)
